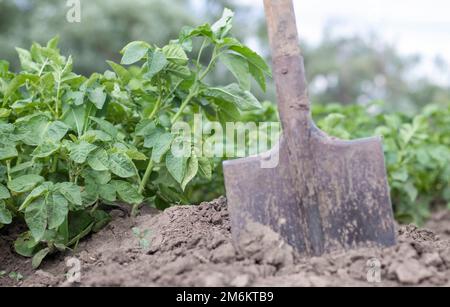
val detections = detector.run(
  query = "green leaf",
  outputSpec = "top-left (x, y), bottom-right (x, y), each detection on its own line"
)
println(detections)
top-left (121, 41), bottom-right (150, 65)
top-left (8, 175), bottom-right (45, 193)
top-left (47, 192), bottom-right (68, 229)
top-left (181, 155), bottom-right (199, 191)
top-left (165, 62), bottom-right (191, 78)
top-left (58, 182), bottom-right (83, 207)
top-left (15, 48), bottom-right (39, 72)
top-left (211, 8), bottom-right (234, 39)
top-left (215, 99), bottom-right (241, 121)
top-left (63, 91), bottom-right (86, 106)
top-left (15, 114), bottom-right (51, 146)
top-left (0, 108), bottom-right (11, 118)
top-left (230, 45), bottom-right (271, 77)
top-left (32, 140), bottom-right (60, 158)
top-left (142, 126), bottom-right (165, 149)
top-left (32, 247), bottom-right (51, 269)
top-left (152, 133), bottom-right (174, 163)
top-left (46, 36), bottom-right (60, 49)
top-left (90, 117), bottom-right (119, 138)
top-left (88, 86), bottom-right (107, 110)
top-left (98, 184), bottom-right (117, 202)
top-left (92, 210), bottom-right (112, 232)
top-left (0, 201), bottom-right (12, 224)
top-left (220, 53), bottom-right (250, 90)
top-left (106, 60), bottom-right (131, 84)
top-left (145, 49), bottom-right (168, 79)
top-left (25, 197), bottom-right (47, 241)
top-left (112, 181), bottom-right (143, 205)
top-left (126, 149), bottom-right (148, 161)
top-left (391, 168), bottom-right (409, 182)
top-left (180, 24), bottom-right (214, 41)
top-left (62, 105), bottom-right (86, 137)
top-left (87, 149), bottom-right (110, 171)
top-left (198, 157), bottom-right (212, 180)
top-left (0, 145), bottom-right (18, 161)
top-left (19, 182), bottom-right (52, 211)
top-left (0, 184), bottom-right (10, 200)
top-left (404, 181), bottom-right (418, 202)
top-left (5, 74), bottom-right (39, 101)
top-left (109, 153), bottom-right (136, 178)
top-left (249, 62), bottom-right (266, 91)
top-left (135, 120), bottom-right (156, 137)
top-left (83, 170), bottom-right (111, 185)
top-left (166, 151), bottom-right (188, 184)
top-left (204, 83), bottom-right (261, 111)
top-left (162, 44), bottom-right (188, 65)
top-left (0, 60), bottom-right (9, 76)
top-left (14, 232), bottom-right (40, 257)
top-left (69, 141), bottom-right (97, 164)
top-left (47, 121), bottom-right (69, 141)
top-left (82, 130), bottom-right (113, 143)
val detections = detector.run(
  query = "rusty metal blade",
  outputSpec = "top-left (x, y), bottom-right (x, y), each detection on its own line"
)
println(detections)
top-left (224, 131), bottom-right (396, 256)
top-left (223, 0), bottom-right (397, 256)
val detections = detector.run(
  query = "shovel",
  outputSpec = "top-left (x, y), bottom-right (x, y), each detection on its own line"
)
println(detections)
top-left (223, 0), bottom-right (396, 256)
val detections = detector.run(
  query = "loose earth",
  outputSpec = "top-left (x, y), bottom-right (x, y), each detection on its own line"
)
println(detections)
top-left (1, 197), bottom-right (449, 287)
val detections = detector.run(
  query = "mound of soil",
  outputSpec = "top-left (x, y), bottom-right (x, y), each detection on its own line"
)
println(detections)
top-left (1, 197), bottom-right (449, 287)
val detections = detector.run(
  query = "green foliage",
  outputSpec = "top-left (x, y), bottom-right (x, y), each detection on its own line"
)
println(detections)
top-left (313, 102), bottom-right (450, 225)
top-left (0, 9), bottom-right (268, 266)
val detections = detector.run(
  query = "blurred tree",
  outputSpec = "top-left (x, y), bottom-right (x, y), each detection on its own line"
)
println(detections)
top-left (0, 0), bottom-right (194, 74)
top-left (302, 30), bottom-right (450, 112)
top-left (302, 31), bottom-right (418, 109)
top-left (0, 0), bottom-right (448, 111)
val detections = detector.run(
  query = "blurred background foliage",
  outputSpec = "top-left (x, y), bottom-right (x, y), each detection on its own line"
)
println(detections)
top-left (0, 0), bottom-right (449, 223)
top-left (1, 0), bottom-right (449, 114)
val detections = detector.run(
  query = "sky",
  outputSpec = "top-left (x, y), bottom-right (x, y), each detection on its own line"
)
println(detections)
top-left (236, 0), bottom-right (450, 84)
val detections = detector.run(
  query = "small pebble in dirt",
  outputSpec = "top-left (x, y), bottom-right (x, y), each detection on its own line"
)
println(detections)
top-left (211, 213), bottom-right (222, 225)
top-left (33, 270), bottom-right (58, 286)
top-left (440, 248), bottom-right (450, 267)
top-left (392, 259), bottom-right (433, 285)
top-left (211, 243), bottom-right (236, 263)
top-left (202, 272), bottom-right (226, 287)
top-left (422, 253), bottom-right (443, 267)
top-left (230, 274), bottom-right (251, 287)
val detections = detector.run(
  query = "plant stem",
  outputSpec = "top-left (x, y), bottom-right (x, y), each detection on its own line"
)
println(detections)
top-left (148, 96), bottom-right (162, 119)
top-left (51, 156), bottom-right (58, 173)
top-left (199, 47), bottom-right (224, 81)
top-left (138, 160), bottom-right (153, 195)
top-left (171, 90), bottom-right (196, 124)
top-left (196, 39), bottom-right (208, 71)
top-left (38, 58), bottom-right (49, 76)
top-left (133, 160), bottom-right (154, 216)
top-left (6, 160), bottom-right (11, 182)
top-left (55, 77), bottom-right (61, 118)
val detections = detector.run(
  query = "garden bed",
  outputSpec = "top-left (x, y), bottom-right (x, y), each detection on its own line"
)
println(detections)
top-left (1, 198), bottom-right (449, 287)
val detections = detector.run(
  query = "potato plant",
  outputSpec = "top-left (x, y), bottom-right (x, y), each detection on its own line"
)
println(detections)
top-left (0, 9), bottom-right (270, 267)
top-left (314, 102), bottom-right (450, 224)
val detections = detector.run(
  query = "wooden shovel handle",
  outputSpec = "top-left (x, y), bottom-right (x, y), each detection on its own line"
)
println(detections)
top-left (264, 0), bottom-right (311, 132)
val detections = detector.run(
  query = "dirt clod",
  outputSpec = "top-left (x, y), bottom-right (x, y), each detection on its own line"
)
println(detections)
top-left (1, 197), bottom-right (449, 287)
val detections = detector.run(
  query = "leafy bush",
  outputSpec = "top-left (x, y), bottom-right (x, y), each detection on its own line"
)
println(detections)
top-left (0, 9), bottom-right (270, 267)
top-left (314, 102), bottom-right (450, 224)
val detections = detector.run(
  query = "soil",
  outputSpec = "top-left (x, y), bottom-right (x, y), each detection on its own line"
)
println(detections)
top-left (1, 197), bottom-right (449, 287)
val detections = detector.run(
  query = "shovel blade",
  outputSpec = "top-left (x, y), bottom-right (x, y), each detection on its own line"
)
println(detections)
top-left (223, 134), bottom-right (396, 257)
